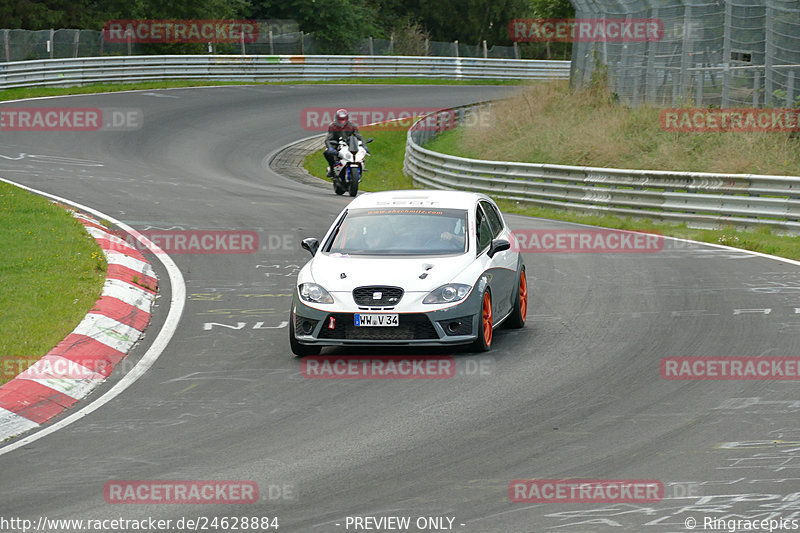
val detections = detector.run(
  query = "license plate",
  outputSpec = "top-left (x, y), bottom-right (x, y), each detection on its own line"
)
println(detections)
top-left (354, 313), bottom-right (399, 327)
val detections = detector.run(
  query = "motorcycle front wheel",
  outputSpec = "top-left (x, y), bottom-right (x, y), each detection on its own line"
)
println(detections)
top-left (348, 167), bottom-right (360, 197)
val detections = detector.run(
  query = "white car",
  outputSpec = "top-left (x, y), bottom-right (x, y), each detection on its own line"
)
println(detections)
top-left (289, 190), bottom-right (527, 355)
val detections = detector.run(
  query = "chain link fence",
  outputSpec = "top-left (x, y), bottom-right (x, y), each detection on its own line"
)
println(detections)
top-left (356, 37), bottom-right (520, 59)
top-left (0, 27), bottom-right (524, 63)
top-left (570, 0), bottom-right (800, 108)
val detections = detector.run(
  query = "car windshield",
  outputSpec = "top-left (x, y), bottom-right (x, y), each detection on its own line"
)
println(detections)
top-left (325, 207), bottom-right (468, 256)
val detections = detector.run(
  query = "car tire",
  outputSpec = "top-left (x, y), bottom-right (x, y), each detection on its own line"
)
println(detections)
top-left (506, 268), bottom-right (527, 329)
top-left (289, 313), bottom-right (322, 357)
top-left (472, 290), bottom-right (493, 352)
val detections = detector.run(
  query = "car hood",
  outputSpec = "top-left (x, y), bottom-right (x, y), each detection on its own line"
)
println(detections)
top-left (309, 253), bottom-right (474, 292)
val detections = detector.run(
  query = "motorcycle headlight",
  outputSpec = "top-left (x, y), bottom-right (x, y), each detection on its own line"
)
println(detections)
top-left (423, 283), bottom-right (472, 304)
top-left (298, 283), bottom-right (334, 304)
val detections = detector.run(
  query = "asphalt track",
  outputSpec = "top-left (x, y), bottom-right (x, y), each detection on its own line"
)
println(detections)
top-left (1, 84), bottom-right (799, 532)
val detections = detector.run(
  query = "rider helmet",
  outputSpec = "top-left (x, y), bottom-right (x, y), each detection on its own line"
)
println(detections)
top-left (335, 108), bottom-right (349, 126)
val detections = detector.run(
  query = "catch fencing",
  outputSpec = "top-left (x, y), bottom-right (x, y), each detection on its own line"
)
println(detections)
top-left (569, 0), bottom-right (800, 108)
top-left (0, 27), bottom-right (526, 62)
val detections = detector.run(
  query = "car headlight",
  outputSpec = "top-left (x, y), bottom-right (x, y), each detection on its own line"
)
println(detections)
top-left (423, 283), bottom-right (472, 304)
top-left (298, 283), bottom-right (334, 304)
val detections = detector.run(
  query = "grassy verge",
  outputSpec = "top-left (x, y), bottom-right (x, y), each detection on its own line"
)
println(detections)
top-left (493, 201), bottom-right (800, 260)
top-left (422, 80), bottom-right (800, 259)
top-left (301, 101), bottom-right (800, 261)
top-left (0, 77), bottom-right (519, 103)
top-left (428, 80), bottom-right (800, 176)
top-left (0, 182), bottom-right (107, 384)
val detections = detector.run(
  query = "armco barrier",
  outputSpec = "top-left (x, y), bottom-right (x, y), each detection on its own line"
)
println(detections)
top-left (0, 55), bottom-right (570, 90)
top-left (404, 104), bottom-right (800, 234)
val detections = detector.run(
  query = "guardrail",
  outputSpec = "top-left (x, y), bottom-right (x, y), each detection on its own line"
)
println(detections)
top-left (0, 55), bottom-right (570, 90)
top-left (404, 104), bottom-right (800, 234)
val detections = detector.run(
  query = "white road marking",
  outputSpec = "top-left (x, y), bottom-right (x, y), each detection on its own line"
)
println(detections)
top-left (140, 92), bottom-right (180, 98)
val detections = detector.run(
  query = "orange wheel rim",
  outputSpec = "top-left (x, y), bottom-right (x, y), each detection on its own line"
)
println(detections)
top-left (482, 292), bottom-right (493, 346)
top-left (519, 271), bottom-right (528, 321)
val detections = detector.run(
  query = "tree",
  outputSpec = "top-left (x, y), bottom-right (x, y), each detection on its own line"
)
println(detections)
top-left (0, 0), bottom-right (99, 28)
top-left (521, 0), bottom-right (574, 59)
top-left (416, 0), bottom-right (532, 46)
top-left (529, 0), bottom-right (573, 19)
top-left (389, 18), bottom-right (430, 56)
top-left (0, 0), bottom-right (248, 29)
top-left (248, 0), bottom-right (379, 54)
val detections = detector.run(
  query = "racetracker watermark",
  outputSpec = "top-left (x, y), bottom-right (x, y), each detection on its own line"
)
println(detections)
top-left (1, 356), bottom-right (39, 381)
top-left (510, 229), bottom-right (663, 253)
top-left (661, 108), bottom-right (800, 133)
top-left (0, 107), bottom-right (142, 131)
top-left (301, 356), bottom-right (456, 379)
top-left (661, 357), bottom-right (800, 380)
top-left (1, 355), bottom-right (107, 381)
top-left (103, 20), bottom-right (258, 43)
top-left (104, 481), bottom-right (259, 504)
top-left (300, 107), bottom-right (488, 132)
top-left (108, 230), bottom-right (259, 254)
top-left (509, 18), bottom-right (663, 42)
top-left (509, 479), bottom-right (663, 503)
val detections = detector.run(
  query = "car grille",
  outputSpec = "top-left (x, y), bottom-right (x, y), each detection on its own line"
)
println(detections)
top-left (318, 313), bottom-right (438, 340)
top-left (352, 286), bottom-right (404, 307)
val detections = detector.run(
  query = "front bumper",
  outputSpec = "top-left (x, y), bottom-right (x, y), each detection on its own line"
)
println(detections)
top-left (291, 295), bottom-right (481, 346)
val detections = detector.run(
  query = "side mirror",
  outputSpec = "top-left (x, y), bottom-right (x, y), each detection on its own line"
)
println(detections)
top-left (488, 238), bottom-right (511, 258)
top-left (301, 237), bottom-right (319, 256)
top-left (366, 138), bottom-right (374, 143)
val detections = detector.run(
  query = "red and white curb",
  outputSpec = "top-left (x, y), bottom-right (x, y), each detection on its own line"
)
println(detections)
top-left (0, 209), bottom-right (157, 441)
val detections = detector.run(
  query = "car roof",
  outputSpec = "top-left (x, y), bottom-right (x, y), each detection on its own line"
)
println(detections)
top-left (347, 190), bottom-right (493, 210)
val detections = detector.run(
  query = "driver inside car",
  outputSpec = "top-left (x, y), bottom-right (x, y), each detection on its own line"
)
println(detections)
top-left (362, 220), bottom-right (396, 251)
top-left (424, 217), bottom-right (465, 251)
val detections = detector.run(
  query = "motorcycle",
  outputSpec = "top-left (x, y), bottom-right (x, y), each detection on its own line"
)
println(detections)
top-left (331, 136), bottom-right (372, 197)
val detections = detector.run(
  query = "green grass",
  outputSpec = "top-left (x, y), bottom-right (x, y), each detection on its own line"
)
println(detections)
top-left (429, 80), bottom-right (800, 176)
top-left (303, 125), bottom-right (414, 192)
top-left (0, 182), bottom-right (106, 384)
top-left (425, 127), bottom-right (465, 160)
top-left (301, 114), bottom-right (800, 261)
top-left (493, 200), bottom-right (800, 260)
top-left (0, 77), bottom-right (519, 103)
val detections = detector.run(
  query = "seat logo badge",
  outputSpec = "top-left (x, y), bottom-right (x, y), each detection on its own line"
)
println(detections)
top-left (373, 292), bottom-right (382, 300)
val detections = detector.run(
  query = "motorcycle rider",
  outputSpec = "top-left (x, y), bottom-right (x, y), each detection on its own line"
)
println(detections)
top-left (324, 108), bottom-right (367, 178)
